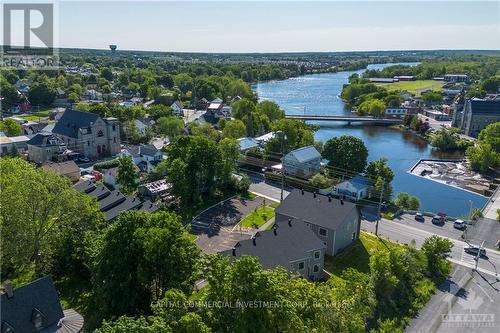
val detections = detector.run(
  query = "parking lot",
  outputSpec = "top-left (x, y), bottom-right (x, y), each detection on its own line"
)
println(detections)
top-left (191, 196), bottom-right (264, 253)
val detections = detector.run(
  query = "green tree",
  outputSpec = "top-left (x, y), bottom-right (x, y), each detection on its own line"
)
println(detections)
top-left (28, 80), bottom-right (56, 106)
top-left (366, 158), bottom-right (394, 200)
top-left (96, 316), bottom-right (171, 333)
top-left (322, 135), bottom-right (368, 174)
top-left (101, 67), bottom-right (114, 81)
top-left (117, 156), bottom-right (137, 194)
top-left (92, 211), bottom-right (200, 320)
top-left (0, 78), bottom-right (20, 110)
top-left (232, 98), bottom-right (256, 137)
top-left (467, 143), bottom-right (499, 173)
top-left (222, 119), bottom-right (246, 139)
top-left (0, 158), bottom-right (103, 279)
top-left (256, 100), bottom-right (284, 122)
top-left (421, 236), bottom-right (453, 279)
top-left (218, 138), bottom-right (240, 185)
top-left (265, 118), bottom-right (314, 154)
top-left (0, 118), bottom-right (22, 136)
top-left (358, 99), bottom-right (385, 117)
top-left (478, 121), bottom-right (500, 152)
top-left (310, 173), bottom-right (331, 189)
top-left (408, 196), bottom-right (420, 210)
top-left (157, 116), bottom-right (184, 140)
top-left (166, 136), bottom-right (222, 205)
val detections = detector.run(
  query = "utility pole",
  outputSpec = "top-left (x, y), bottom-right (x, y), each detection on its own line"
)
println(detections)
top-left (375, 181), bottom-right (385, 236)
top-left (280, 135), bottom-right (285, 202)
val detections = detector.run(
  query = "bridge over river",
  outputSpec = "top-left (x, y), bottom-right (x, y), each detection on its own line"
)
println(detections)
top-left (285, 114), bottom-right (402, 125)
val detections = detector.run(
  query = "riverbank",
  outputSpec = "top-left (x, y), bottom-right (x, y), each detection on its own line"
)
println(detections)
top-left (256, 62), bottom-right (488, 216)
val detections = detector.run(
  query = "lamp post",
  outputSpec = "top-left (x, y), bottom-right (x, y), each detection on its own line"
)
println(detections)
top-left (276, 131), bottom-right (287, 202)
top-left (468, 200), bottom-right (473, 220)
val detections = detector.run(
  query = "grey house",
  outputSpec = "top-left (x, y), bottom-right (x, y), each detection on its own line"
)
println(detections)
top-left (275, 189), bottom-right (361, 256)
top-left (283, 145), bottom-right (322, 179)
top-left (1, 276), bottom-right (84, 333)
top-left (222, 219), bottom-right (326, 281)
top-left (459, 97), bottom-right (500, 138)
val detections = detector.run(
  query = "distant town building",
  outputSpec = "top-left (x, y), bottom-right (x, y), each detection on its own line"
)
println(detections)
top-left (384, 107), bottom-right (409, 119)
top-left (171, 100), bottom-right (184, 117)
top-left (335, 176), bottom-right (370, 201)
top-left (237, 137), bottom-right (259, 152)
top-left (393, 75), bottom-right (415, 81)
top-left (444, 74), bottom-right (468, 83)
top-left (42, 160), bottom-right (81, 183)
top-left (283, 146), bottom-right (322, 179)
top-left (459, 96), bottom-right (500, 137)
top-left (52, 110), bottom-right (121, 159)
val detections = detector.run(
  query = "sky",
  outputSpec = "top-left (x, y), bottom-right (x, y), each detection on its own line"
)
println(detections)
top-left (25, 1), bottom-right (500, 52)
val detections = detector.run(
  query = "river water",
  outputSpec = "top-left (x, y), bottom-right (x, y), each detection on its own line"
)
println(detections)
top-left (255, 63), bottom-right (487, 217)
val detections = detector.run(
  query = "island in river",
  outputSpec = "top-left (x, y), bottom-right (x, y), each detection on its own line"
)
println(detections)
top-left (255, 63), bottom-right (488, 218)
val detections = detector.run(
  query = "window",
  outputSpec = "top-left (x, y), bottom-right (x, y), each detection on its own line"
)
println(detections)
top-left (352, 232), bottom-right (356, 240)
top-left (87, 141), bottom-right (90, 146)
top-left (112, 124), bottom-right (116, 131)
top-left (313, 265), bottom-right (319, 273)
top-left (314, 251), bottom-right (320, 259)
top-left (31, 308), bottom-right (44, 330)
top-left (113, 137), bottom-right (116, 143)
top-left (298, 262), bottom-right (305, 270)
top-left (97, 130), bottom-right (104, 137)
top-left (319, 228), bottom-right (327, 236)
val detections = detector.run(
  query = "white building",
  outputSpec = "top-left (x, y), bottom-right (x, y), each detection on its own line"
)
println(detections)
top-left (283, 146), bottom-right (322, 179)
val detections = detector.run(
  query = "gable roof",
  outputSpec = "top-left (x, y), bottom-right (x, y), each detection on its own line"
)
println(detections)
top-left (26, 132), bottom-right (64, 147)
top-left (237, 137), bottom-right (259, 151)
top-left (275, 189), bottom-right (358, 230)
top-left (1, 276), bottom-right (64, 333)
top-left (140, 144), bottom-right (160, 157)
top-left (53, 110), bottom-right (100, 138)
top-left (41, 161), bottom-right (80, 176)
top-left (339, 175), bottom-right (370, 191)
top-left (221, 219), bottom-right (325, 270)
top-left (286, 146), bottom-right (321, 163)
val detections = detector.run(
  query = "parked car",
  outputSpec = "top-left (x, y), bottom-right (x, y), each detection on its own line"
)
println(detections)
top-left (464, 246), bottom-right (486, 257)
top-left (432, 215), bottom-right (445, 225)
top-left (415, 212), bottom-right (425, 222)
top-left (453, 219), bottom-right (467, 230)
top-left (78, 156), bottom-right (90, 163)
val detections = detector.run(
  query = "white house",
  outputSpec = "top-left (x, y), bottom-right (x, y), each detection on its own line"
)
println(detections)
top-left (119, 143), bottom-right (164, 173)
top-left (171, 100), bottom-right (184, 117)
top-left (237, 137), bottom-right (259, 152)
top-left (134, 119), bottom-right (147, 136)
top-left (335, 176), bottom-right (370, 201)
top-left (283, 146), bottom-right (322, 179)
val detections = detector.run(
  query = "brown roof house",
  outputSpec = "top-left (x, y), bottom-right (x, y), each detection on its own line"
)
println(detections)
top-left (1, 277), bottom-right (84, 333)
top-left (42, 161), bottom-right (81, 183)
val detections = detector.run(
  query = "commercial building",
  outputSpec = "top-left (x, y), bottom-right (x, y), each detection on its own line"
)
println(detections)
top-left (458, 96), bottom-right (500, 137)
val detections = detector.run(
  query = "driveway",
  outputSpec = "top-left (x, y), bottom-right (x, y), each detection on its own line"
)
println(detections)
top-left (191, 196), bottom-right (264, 253)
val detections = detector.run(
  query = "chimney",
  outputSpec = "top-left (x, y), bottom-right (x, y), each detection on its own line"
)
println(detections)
top-left (3, 280), bottom-right (13, 299)
top-left (301, 189), bottom-right (304, 195)
top-left (288, 218), bottom-right (292, 227)
top-left (232, 248), bottom-right (236, 256)
top-left (252, 237), bottom-right (256, 246)
top-left (340, 199), bottom-right (344, 205)
top-left (273, 224), bottom-right (278, 235)
top-left (328, 196), bottom-right (332, 202)
top-left (313, 192), bottom-right (316, 198)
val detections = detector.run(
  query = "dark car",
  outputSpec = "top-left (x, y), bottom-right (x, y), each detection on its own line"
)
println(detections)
top-left (415, 213), bottom-right (425, 222)
top-left (464, 246), bottom-right (486, 257)
top-left (453, 219), bottom-right (467, 230)
top-left (432, 215), bottom-right (445, 225)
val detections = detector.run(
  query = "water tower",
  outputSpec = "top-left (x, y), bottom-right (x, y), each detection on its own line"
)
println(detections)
top-left (109, 44), bottom-right (117, 56)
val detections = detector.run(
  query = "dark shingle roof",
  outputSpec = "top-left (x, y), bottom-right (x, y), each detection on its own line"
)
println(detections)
top-left (99, 190), bottom-right (126, 211)
top-left (139, 144), bottom-right (159, 157)
top-left (1, 276), bottom-right (64, 333)
top-left (470, 99), bottom-right (500, 115)
top-left (53, 110), bottom-right (100, 138)
top-left (104, 195), bottom-right (143, 221)
top-left (26, 132), bottom-right (63, 147)
top-left (221, 220), bottom-right (325, 270)
top-left (275, 189), bottom-right (359, 230)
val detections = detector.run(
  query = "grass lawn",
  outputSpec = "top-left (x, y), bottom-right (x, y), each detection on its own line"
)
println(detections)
top-left (376, 80), bottom-right (445, 96)
top-left (324, 232), bottom-right (398, 278)
top-left (269, 201), bottom-right (280, 209)
top-left (240, 206), bottom-right (275, 229)
top-left (33, 110), bottom-right (50, 116)
top-left (19, 115), bottom-right (42, 121)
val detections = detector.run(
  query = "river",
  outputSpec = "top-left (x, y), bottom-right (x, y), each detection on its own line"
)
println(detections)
top-left (255, 63), bottom-right (487, 217)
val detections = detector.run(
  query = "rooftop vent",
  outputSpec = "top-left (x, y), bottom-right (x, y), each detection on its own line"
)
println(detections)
top-left (273, 224), bottom-right (278, 235)
top-left (288, 218), bottom-right (292, 227)
top-left (340, 199), bottom-right (344, 205)
top-left (3, 280), bottom-right (13, 299)
top-left (252, 237), bottom-right (256, 246)
top-left (301, 189), bottom-right (304, 195)
top-left (232, 248), bottom-right (236, 256)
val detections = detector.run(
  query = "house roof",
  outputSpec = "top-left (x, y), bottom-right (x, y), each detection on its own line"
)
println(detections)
top-left (211, 97), bottom-right (223, 103)
top-left (237, 137), bottom-right (259, 151)
top-left (99, 190), bottom-right (126, 211)
top-left (53, 110), bottom-right (100, 138)
top-left (275, 189), bottom-right (358, 230)
top-left (140, 144), bottom-right (160, 157)
top-left (104, 195), bottom-right (143, 221)
top-left (221, 219), bottom-right (325, 270)
top-left (42, 161), bottom-right (80, 176)
top-left (27, 132), bottom-right (64, 147)
top-left (171, 100), bottom-right (183, 109)
top-left (338, 175), bottom-right (370, 191)
top-left (122, 144), bottom-right (141, 158)
top-left (1, 276), bottom-right (65, 333)
top-left (286, 146), bottom-right (321, 163)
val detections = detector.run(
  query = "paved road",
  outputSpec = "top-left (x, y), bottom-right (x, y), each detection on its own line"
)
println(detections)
top-left (362, 218), bottom-right (500, 278)
top-left (247, 172), bottom-right (289, 202)
top-left (482, 188), bottom-right (500, 220)
top-left (407, 265), bottom-right (500, 333)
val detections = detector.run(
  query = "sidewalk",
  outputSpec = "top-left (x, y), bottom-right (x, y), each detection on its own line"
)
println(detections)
top-left (482, 187), bottom-right (500, 220)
